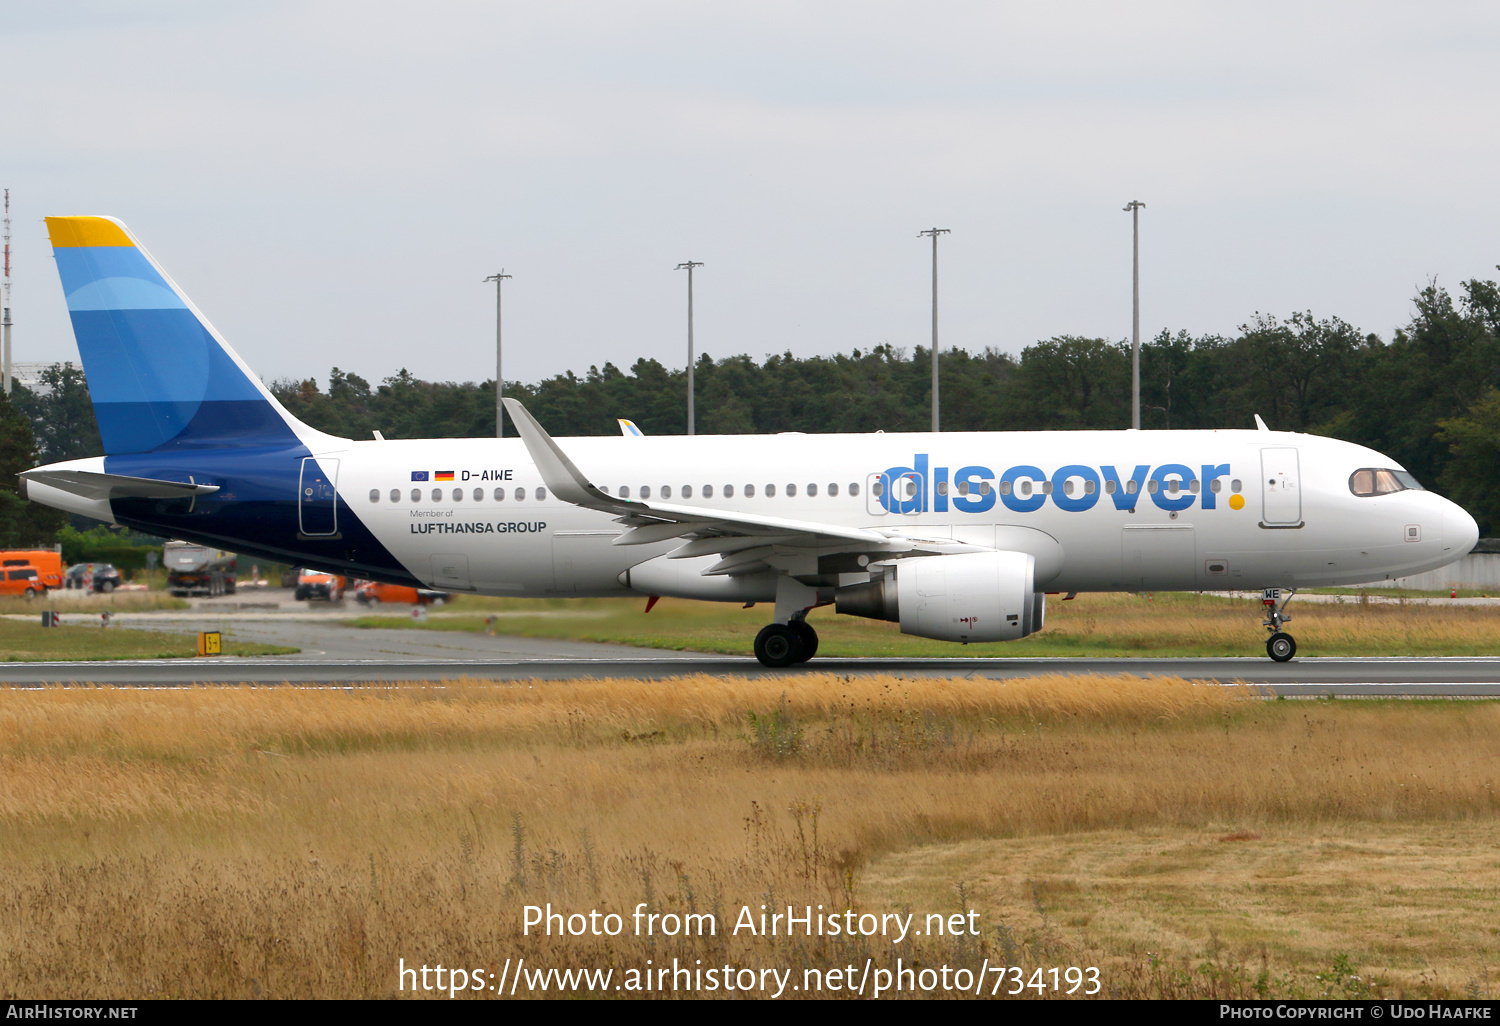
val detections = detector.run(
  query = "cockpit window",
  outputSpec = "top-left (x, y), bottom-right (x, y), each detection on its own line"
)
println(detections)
top-left (1349, 468), bottom-right (1425, 497)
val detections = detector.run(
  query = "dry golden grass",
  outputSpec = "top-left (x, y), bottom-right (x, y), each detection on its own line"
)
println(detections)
top-left (2, 676), bottom-right (1498, 999)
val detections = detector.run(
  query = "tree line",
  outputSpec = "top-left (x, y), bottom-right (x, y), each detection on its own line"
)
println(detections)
top-left (4, 270), bottom-right (1500, 541)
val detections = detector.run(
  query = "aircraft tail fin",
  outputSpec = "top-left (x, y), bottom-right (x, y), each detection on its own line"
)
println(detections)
top-left (45, 216), bottom-right (331, 454)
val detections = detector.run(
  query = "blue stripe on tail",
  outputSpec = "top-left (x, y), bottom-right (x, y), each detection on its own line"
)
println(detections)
top-left (52, 233), bottom-right (302, 454)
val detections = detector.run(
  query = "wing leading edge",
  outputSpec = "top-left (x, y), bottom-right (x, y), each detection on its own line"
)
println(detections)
top-left (500, 398), bottom-right (987, 577)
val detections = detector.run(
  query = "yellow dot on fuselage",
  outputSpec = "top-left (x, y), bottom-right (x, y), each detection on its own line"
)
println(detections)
top-left (1228, 493), bottom-right (1245, 510)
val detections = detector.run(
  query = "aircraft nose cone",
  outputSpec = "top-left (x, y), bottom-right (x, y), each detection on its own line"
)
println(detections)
top-left (1446, 502), bottom-right (1480, 556)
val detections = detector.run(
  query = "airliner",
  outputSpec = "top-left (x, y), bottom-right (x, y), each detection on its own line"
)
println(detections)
top-left (19, 216), bottom-right (1480, 666)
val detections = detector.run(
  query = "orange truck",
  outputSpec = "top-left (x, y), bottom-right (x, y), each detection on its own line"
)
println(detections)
top-left (294, 569), bottom-right (345, 602)
top-left (353, 581), bottom-right (447, 605)
top-left (0, 551), bottom-right (63, 597)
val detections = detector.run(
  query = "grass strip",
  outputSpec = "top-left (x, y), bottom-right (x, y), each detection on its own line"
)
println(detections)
top-left (346, 590), bottom-right (1500, 657)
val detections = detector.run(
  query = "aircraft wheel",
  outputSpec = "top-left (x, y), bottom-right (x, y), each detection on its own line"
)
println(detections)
top-left (1267, 632), bottom-right (1297, 662)
top-left (754, 624), bottom-right (803, 668)
top-left (788, 620), bottom-right (818, 662)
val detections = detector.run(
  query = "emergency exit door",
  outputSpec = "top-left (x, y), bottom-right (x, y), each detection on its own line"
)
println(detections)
top-left (299, 457), bottom-right (339, 536)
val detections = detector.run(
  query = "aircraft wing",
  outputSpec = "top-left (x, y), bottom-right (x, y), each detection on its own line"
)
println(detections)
top-left (20, 469), bottom-right (221, 502)
top-left (502, 398), bottom-right (982, 575)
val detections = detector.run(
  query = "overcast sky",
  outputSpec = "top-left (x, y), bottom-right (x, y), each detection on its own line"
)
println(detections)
top-left (4, 1), bottom-right (1499, 390)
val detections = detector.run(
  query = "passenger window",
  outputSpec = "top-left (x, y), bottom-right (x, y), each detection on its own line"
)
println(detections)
top-left (723, 484), bottom-right (733, 498)
top-left (474, 488), bottom-right (483, 501)
top-left (1210, 479), bottom-right (1222, 493)
top-left (1148, 480), bottom-right (1159, 494)
top-left (682, 485), bottom-right (692, 499)
top-left (1105, 480), bottom-right (1116, 494)
top-left (872, 481), bottom-right (884, 497)
top-left (745, 484), bottom-right (756, 498)
top-left (390, 488), bottom-right (401, 502)
top-left (536, 487), bottom-right (546, 501)
top-left (786, 484), bottom-right (796, 497)
top-left (1127, 480), bottom-right (1139, 494)
top-left (937, 481), bottom-right (949, 496)
top-left (411, 488), bottom-right (421, 502)
top-left (765, 484), bottom-right (776, 497)
top-left (980, 482), bottom-right (991, 495)
top-left (828, 483), bottom-right (838, 497)
top-left (807, 483), bottom-right (818, 497)
top-left (494, 488), bottom-right (505, 501)
top-left (453, 488), bottom-right (463, 501)
top-left (432, 488), bottom-right (442, 501)
top-left (1230, 479), bottom-right (1242, 493)
top-left (1085, 480), bottom-right (1096, 495)
top-left (515, 488), bottom-right (526, 502)
top-left (619, 486), bottom-right (630, 499)
top-left (849, 482), bottom-right (859, 497)
top-left (662, 485), bottom-right (672, 499)
top-left (1019, 481), bottom-right (1031, 497)
top-left (641, 486), bottom-right (651, 499)
top-left (369, 489), bottom-right (379, 502)
top-left (703, 484), bottom-right (713, 498)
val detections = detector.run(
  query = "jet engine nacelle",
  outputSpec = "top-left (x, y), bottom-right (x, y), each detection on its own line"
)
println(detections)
top-left (834, 551), bottom-right (1044, 643)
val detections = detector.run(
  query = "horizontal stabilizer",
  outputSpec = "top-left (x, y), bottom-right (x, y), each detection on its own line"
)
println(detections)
top-left (20, 469), bottom-right (220, 502)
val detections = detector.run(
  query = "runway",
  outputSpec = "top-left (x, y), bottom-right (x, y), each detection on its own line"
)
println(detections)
top-left (2, 617), bottom-right (1499, 694)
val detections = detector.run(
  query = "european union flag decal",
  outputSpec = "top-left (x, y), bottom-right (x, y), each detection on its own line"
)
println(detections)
top-left (411, 471), bottom-right (429, 481)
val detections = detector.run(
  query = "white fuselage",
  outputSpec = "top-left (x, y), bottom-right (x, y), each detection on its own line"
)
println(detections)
top-left (321, 427), bottom-right (1475, 597)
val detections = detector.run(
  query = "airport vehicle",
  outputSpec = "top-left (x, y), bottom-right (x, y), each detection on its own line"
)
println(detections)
top-left (64, 561), bottom-right (122, 592)
top-left (2, 551), bottom-right (64, 591)
top-left (19, 216), bottom-right (1481, 666)
top-left (294, 570), bottom-right (345, 602)
top-left (163, 540), bottom-right (236, 596)
top-left (0, 566), bottom-right (45, 598)
top-left (353, 581), bottom-right (446, 605)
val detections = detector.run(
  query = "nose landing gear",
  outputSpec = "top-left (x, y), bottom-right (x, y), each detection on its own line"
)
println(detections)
top-left (1262, 588), bottom-right (1297, 662)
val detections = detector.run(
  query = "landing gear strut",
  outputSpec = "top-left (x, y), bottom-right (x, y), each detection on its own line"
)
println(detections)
top-left (754, 616), bottom-right (818, 668)
top-left (1262, 588), bottom-right (1297, 662)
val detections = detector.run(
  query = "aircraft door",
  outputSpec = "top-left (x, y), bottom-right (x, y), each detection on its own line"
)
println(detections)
top-left (430, 553), bottom-right (473, 590)
top-left (298, 457), bottom-right (339, 536)
top-left (1120, 525), bottom-right (1197, 590)
top-left (1260, 447), bottom-right (1302, 526)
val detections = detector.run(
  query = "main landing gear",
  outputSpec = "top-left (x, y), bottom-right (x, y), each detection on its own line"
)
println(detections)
top-left (754, 615), bottom-right (818, 668)
top-left (1262, 587), bottom-right (1297, 662)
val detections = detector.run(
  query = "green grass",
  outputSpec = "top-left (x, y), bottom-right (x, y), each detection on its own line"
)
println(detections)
top-left (344, 590), bottom-right (1500, 658)
top-left (1308, 586), bottom-right (1498, 599)
top-left (0, 619), bottom-right (297, 661)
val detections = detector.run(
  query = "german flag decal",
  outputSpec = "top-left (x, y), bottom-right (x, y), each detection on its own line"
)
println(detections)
top-left (435, 471), bottom-right (455, 481)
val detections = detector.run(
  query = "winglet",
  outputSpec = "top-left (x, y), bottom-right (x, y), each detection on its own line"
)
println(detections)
top-left (618, 419), bottom-right (643, 437)
top-left (501, 398), bottom-right (619, 508)
top-left (1254, 414), bottom-right (1270, 432)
